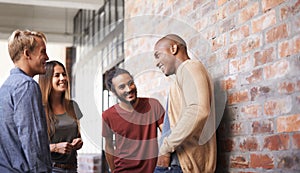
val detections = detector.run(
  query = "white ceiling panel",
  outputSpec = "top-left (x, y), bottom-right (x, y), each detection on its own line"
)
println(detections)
top-left (0, 0), bottom-right (104, 10)
top-left (0, 0), bottom-right (105, 43)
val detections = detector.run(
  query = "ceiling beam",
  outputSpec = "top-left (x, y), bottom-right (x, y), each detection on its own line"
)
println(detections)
top-left (0, 0), bottom-right (104, 10)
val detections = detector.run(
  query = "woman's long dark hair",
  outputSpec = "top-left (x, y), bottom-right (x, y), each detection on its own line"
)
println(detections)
top-left (39, 60), bottom-right (80, 139)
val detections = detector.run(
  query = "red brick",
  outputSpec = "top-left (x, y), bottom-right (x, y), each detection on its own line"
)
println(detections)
top-left (208, 13), bottom-right (218, 26)
top-left (252, 10), bottom-right (276, 33)
top-left (212, 34), bottom-right (226, 51)
top-left (229, 59), bottom-right (239, 74)
top-left (230, 155), bottom-right (249, 168)
top-left (264, 96), bottom-right (292, 116)
top-left (254, 47), bottom-right (275, 66)
top-left (263, 134), bottom-right (289, 151)
top-left (229, 55), bottom-right (253, 73)
top-left (250, 154), bottom-right (274, 169)
top-left (239, 137), bottom-right (259, 151)
top-left (241, 104), bottom-right (262, 119)
top-left (252, 120), bottom-right (274, 134)
top-left (230, 25), bottom-right (250, 43)
top-left (277, 114), bottom-right (300, 132)
top-left (280, 6), bottom-right (289, 20)
top-left (241, 35), bottom-right (261, 53)
top-left (292, 133), bottom-right (300, 149)
top-left (250, 86), bottom-right (271, 101)
top-left (222, 75), bottom-right (237, 90)
top-left (216, 5), bottom-right (227, 21)
top-left (250, 87), bottom-right (259, 101)
top-left (238, 2), bottom-right (259, 24)
top-left (193, 0), bottom-right (206, 10)
top-left (263, 59), bottom-right (289, 79)
top-left (217, 0), bottom-right (227, 6)
top-left (230, 122), bottom-right (247, 135)
top-left (262, 0), bottom-right (285, 12)
top-left (278, 81), bottom-right (296, 94)
top-left (266, 24), bottom-right (288, 43)
top-left (220, 18), bottom-right (235, 33)
top-left (245, 68), bottom-right (263, 84)
top-left (279, 36), bottom-right (300, 58)
top-left (228, 90), bottom-right (249, 105)
top-left (280, 0), bottom-right (300, 20)
top-left (227, 0), bottom-right (248, 15)
top-left (226, 45), bottom-right (238, 59)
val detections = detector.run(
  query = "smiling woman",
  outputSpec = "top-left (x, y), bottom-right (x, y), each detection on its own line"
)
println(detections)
top-left (38, 60), bottom-right (84, 173)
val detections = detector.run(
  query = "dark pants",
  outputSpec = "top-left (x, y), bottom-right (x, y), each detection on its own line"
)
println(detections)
top-left (154, 153), bottom-right (183, 173)
top-left (52, 167), bottom-right (77, 173)
top-left (154, 165), bottom-right (183, 173)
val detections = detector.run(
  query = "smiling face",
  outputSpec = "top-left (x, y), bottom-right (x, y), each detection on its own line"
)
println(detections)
top-left (154, 40), bottom-right (177, 76)
top-left (28, 36), bottom-right (49, 76)
top-left (112, 73), bottom-right (137, 105)
top-left (51, 64), bottom-right (68, 94)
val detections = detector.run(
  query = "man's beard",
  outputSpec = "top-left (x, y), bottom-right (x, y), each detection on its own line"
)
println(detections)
top-left (116, 88), bottom-right (138, 105)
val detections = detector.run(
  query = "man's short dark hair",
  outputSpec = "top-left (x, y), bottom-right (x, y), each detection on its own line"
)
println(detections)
top-left (104, 67), bottom-right (133, 92)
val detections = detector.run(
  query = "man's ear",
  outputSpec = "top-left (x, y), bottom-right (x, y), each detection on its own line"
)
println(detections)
top-left (23, 49), bottom-right (30, 59)
top-left (170, 44), bottom-right (178, 55)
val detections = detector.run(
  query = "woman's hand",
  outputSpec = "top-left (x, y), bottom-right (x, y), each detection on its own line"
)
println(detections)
top-left (71, 138), bottom-right (83, 150)
top-left (51, 142), bottom-right (73, 154)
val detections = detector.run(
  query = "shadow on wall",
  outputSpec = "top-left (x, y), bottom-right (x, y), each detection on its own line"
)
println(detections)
top-left (213, 79), bottom-right (230, 172)
top-left (214, 79), bottom-right (227, 131)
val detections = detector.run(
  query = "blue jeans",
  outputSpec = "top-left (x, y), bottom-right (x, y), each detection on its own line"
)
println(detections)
top-left (52, 167), bottom-right (77, 173)
top-left (154, 165), bottom-right (183, 173)
top-left (154, 153), bottom-right (182, 173)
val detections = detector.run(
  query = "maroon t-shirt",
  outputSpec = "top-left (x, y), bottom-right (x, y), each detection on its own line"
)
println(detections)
top-left (102, 98), bottom-right (165, 172)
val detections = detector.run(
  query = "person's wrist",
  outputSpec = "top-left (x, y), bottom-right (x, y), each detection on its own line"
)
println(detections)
top-left (53, 143), bottom-right (58, 152)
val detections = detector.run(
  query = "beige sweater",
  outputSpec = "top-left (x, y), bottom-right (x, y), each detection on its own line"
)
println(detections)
top-left (159, 60), bottom-right (217, 173)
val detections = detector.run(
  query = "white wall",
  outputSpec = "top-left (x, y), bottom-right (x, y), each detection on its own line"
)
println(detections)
top-left (0, 39), bottom-right (70, 86)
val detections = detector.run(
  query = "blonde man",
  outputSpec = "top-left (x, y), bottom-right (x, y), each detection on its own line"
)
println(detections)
top-left (0, 30), bottom-right (51, 172)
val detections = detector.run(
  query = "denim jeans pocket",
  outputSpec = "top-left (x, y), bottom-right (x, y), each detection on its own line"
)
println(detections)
top-left (154, 166), bottom-right (169, 173)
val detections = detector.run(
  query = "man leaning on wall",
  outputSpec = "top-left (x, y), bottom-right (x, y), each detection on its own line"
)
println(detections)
top-left (153, 34), bottom-right (217, 173)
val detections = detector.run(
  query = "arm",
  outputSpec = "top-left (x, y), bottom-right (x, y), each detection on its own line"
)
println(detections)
top-left (104, 136), bottom-right (115, 171)
top-left (71, 100), bottom-right (84, 148)
top-left (50, 142), bottom-right (76, 154)
top-left (159, 63), bottom-right (212, 155)
top-left (14, 81), bottom-right (51, 171)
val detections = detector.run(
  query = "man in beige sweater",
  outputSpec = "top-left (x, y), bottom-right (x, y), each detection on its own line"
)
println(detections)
top-left (154, 34), bottom-right (216, 173)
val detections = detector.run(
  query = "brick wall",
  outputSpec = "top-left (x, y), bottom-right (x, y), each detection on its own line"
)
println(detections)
top-left (124, 0), bottom-right (300, 172)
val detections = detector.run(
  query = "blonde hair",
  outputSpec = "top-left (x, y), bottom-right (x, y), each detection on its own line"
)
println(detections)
top-left (38, 60), bottom-right (79, 138)
top-left (8, 29), bottom-right (47, 62)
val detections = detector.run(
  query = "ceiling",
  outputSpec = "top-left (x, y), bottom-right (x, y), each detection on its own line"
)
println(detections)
top-left (0, 0), bottom-right (105, 43)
